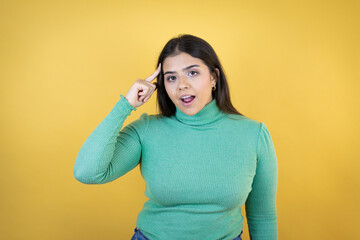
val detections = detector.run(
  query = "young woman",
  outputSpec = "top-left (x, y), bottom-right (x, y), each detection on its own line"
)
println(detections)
top-left (73, 34), bottom-right (279, 240)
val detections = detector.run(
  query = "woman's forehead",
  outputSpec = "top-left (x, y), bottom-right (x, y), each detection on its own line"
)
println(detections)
top-left (163, 52), bottom-right (206, 70)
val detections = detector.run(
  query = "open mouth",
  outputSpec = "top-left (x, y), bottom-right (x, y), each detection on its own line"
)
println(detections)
top-left (180, 95), bottom-right (196, 105)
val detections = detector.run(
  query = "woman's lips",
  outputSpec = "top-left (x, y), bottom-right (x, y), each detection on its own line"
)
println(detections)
top-left (180, 96), bottom-right (196, 106)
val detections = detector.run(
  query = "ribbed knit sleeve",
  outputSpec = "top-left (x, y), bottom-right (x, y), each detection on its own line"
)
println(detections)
top-left (73, 95), bottom-right (148, 184)
top-left (245, 122), bottom-right (279, 240)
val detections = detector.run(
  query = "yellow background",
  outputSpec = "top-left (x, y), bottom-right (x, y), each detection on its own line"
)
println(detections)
top-left (1, 0), bottom-right (359, 239)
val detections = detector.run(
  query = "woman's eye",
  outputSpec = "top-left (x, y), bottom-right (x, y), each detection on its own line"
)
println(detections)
top-left (167, 76), bottom-right (176, 81)
top-left (188, 71), bottom-right (198, 76)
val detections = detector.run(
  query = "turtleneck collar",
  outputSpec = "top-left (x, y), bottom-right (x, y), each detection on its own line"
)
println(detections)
top-left (173, 98), bottom-right (225, 126)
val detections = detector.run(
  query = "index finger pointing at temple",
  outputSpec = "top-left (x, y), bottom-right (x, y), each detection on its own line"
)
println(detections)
top-left (145, 63), bottom-right (161, 82)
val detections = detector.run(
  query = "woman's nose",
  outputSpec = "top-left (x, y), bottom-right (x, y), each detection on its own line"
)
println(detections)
top-left (178, 75), bottom-right (189, 90)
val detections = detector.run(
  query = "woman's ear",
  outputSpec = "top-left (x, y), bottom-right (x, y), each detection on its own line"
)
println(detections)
top-left (211, 68), bottom-right (220, 83)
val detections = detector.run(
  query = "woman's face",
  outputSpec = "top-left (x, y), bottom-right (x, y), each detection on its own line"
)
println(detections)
top-left (163, 52), bottom-right (218, 116)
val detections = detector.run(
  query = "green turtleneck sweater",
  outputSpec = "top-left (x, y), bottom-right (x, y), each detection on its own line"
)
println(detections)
top-left (73, 95), bottom-right (278, 240)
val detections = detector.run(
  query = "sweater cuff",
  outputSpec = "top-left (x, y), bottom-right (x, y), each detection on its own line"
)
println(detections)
top-left (117, 94), bottom-right (137, 113)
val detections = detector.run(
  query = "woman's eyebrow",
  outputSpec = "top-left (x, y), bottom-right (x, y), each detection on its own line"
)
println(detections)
top-left (164, 64), bottom-right (200, 76)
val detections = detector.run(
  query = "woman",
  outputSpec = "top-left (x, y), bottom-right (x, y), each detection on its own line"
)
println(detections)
top-left (73, 34), bottom-right (278, 240)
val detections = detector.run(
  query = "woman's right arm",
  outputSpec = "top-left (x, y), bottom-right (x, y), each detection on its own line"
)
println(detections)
top-left (73, 64), bottom-right (161, 184)
top-left (73, 95), bottom-right (145, 184)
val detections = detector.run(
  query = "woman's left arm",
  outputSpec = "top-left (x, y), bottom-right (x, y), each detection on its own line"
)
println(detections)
top-left (245, 122), bottom-right (279, 240)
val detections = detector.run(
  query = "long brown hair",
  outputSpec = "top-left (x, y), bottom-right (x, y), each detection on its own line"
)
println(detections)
top-left (155, 34), bottom-right (245, 118)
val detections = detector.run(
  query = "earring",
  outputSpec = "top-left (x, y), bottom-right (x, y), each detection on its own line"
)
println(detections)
top-left (211, 75), bottom-right (217, 91)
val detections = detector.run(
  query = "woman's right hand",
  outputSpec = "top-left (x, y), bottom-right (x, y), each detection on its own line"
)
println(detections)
top-left (125, 63), bottom-right (161, 109)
